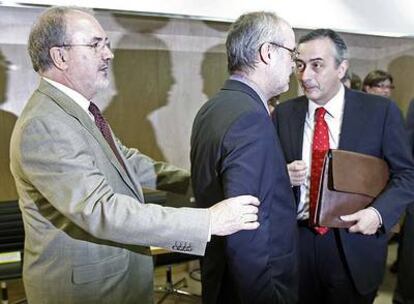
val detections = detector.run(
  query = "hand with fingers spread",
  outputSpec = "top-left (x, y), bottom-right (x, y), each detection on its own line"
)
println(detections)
top-left (287, 160), bottom-right (307, 186)
top-left (209, 195), bottom-right (260, 236)
top-left (340, 208), bottom-right (381, 235)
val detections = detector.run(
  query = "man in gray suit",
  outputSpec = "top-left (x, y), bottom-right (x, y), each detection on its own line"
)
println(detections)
top-left (9, 7), bottom-right (260, 304)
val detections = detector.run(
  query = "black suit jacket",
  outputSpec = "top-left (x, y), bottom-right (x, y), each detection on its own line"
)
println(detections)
top-left (394, 99), bottom-right (414, 302)
top-left (405, 100), bottom-right (414, 217)
top-left (274, 88), bottom-right (414, 294)
top-left (406, 99), bottom-right (414, 158)
top-left (191, 80), bottom-right (298, 304)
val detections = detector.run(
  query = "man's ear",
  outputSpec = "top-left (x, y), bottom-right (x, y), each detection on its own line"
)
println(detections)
top-left (364, 85), bottom-right (373, 93)
top-left (49, 46), bottom-right (68, 70)
top-left (259, 42), bottom-right (272, 64)
top-left (338, 59), bottom-right (349, 80)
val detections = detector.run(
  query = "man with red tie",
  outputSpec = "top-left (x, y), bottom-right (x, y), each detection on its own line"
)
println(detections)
top-left (274, 29), bottom-right (414, 303)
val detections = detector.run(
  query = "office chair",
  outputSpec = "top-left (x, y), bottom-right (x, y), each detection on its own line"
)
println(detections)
top-left (153, 249), bottom-right (200, 304)
top-left (0, 200), bottom-right (26, 304)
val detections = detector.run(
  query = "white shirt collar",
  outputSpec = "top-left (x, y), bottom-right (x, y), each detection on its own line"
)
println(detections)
top-left (43, 77), bottom-right (93, 119)
top-left (307, 84), bottom-right (345, 121)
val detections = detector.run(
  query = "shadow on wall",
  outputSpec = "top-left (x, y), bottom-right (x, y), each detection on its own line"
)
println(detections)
top-left (203, 19), bottom-right (230, 33)
top-left (388, 55), bottom-right (414, 114)
top-left (279, 73), bottom-right (300, 103)
top-left (105, 14), bottom-right (172, 161)
top-left (0, 50), bottom-right (18, 200)
top-left (200, 43), bottom-right (228, 100)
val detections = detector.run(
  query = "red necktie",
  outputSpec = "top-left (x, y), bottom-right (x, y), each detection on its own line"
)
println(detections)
top-left (88, 102), bottom-right (127, 171)
top-left (309, 107), bottom-right (329, 235)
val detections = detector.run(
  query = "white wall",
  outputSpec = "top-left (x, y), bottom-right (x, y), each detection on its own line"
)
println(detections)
top-left (5, 0), bottom-right (414, 37)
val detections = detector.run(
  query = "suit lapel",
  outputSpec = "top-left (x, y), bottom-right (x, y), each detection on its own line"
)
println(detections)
top-left (37, 80), bottom-right (143, 201)
top-left (290, 98), bottom-right (307, 160)
top-left (338, 89), bottom-right (365, 151)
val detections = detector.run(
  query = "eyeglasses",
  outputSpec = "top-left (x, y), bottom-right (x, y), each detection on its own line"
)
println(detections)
top-left (56, 39), bottom-right (111, 54)
top-left (372, 83), bottom-right (395, 90)
top-left (268, 42), bottom-right (299, 61)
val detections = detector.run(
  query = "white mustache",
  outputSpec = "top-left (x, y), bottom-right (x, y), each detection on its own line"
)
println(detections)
top-left (99, 65), bottom-right (108, 71)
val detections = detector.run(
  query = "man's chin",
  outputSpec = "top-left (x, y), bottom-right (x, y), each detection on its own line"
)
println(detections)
top-left (276, 81), bottom-right (290, 95)
top-left (280, 83), bottom-right (289, 94)
top-left (303, 88), bottom-right (319, 99)
top-left (96, 78), bottom-right (110, 90)
top-left (303, 92), bottom-right (313, 98)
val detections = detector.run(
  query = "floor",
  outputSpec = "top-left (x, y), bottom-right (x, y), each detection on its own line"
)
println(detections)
top-left (3, 244), bottom-right (398, 304)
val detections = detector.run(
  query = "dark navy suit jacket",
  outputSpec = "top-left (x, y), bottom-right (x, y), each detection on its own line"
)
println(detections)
top-left (274, 88), bottom-right (414, 294)
top-left (191, 80), bottom-right (298, 304)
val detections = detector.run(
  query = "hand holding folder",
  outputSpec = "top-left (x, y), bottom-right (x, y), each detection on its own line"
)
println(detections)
top-left (313, 150), bottom-right (389, 228)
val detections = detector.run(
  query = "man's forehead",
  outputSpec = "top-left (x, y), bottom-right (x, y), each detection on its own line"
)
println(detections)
top-left (279, 21), bottom-right (295, 39)
top-left (65, 11), bottom-right (106, 40)
top-left (298, 38), bottom-right (335, 59)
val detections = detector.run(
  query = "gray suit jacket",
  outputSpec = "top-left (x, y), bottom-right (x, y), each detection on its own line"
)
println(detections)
top-left (10, 79), bottom-right (210, 304)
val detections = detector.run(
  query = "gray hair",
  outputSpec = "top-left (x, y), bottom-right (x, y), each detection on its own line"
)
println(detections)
top-left (226, 11), bottom-right (286, 74)
top-left (298, 28), bottom-right (348, 66)
top-left (28, 6), bottom-right (93, 72)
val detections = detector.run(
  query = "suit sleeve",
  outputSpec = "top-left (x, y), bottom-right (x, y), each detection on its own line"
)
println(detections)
top-left (372, 101), bottom-right (414, 231)
top-left (117, 139), bottom-right (190, 194)
top-left (219, 111), bottom-right (283, 303)
top-left (406, 99), bottom-right (414, 152)
top-left (16, 117), bottom-right (209, 255)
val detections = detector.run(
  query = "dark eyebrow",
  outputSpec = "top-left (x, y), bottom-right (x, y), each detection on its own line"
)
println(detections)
top-left (296, 57), bottom-right (324, 64)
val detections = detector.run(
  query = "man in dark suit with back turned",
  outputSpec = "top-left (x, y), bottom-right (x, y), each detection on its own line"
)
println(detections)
top-left (191, 11), bottom-right (299, 304)
top-left (274, 28), bottom-right (414, 304)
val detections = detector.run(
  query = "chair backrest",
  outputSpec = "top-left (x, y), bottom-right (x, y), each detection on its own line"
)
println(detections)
top-left (0, 200), bottom-right (24, 253)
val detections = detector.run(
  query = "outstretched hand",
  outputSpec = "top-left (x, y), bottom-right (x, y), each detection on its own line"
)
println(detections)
top-left (210, 195), bottom-right (260, 236)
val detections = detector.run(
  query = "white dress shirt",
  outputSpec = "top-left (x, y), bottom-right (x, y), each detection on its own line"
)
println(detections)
top-left (297, 85), bottom-right (345, 220)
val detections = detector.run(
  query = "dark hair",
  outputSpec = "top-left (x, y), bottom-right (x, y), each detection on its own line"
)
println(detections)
top-left (226, 11), bottom-right (285, 73)
top-left (299, 28), bottom-right (348, 66)
top-left (362, 70), bottom-right (393, 91)
top-left (350, 73), bottom-right (362, 90)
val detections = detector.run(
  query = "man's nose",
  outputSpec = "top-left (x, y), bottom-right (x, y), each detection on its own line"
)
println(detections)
top-left (300, 65), bottom-right (314, 81)
top-left (103, 45), bottom-right (114, 60)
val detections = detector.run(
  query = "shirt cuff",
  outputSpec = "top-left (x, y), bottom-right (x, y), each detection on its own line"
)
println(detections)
top-left (368, 207), bottom-right (383, 227)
